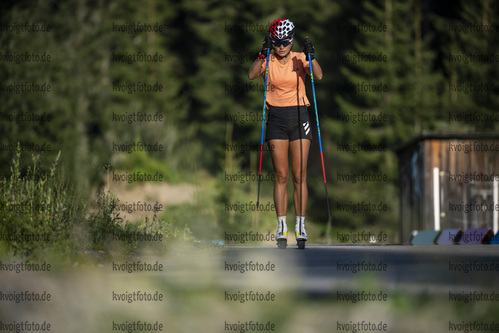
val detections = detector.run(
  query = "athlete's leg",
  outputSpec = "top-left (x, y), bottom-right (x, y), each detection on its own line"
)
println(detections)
top-left (268, 139), bottom-right (289, 216)
top-left (290, 139), bottom-right (311, 216)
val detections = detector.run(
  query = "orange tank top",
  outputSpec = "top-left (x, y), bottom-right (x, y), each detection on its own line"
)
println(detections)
top-left (260, 52), bottom-right (310, 107)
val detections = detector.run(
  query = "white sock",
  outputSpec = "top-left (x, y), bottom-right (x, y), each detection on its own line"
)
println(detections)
top-left (296, 216), bottom-right (305, 226)
top-left (277, 216), bottom-right (287, 233)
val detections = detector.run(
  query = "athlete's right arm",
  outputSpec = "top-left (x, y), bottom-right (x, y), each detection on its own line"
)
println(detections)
top-left (248, 58), bottom-right (265, 80)
top-left (248, 35), bottom-right (272, 80)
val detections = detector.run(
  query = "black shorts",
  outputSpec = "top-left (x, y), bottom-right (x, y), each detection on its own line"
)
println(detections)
top-left (265, 105), bottom-right (313, 142)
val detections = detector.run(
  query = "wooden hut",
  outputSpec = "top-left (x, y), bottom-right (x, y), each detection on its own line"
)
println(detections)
top-left (394, 132), bottom-right (499, 243)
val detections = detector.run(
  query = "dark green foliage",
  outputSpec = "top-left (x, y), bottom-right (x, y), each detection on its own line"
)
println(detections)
top-left (1, 0), bottom-right (497, 246)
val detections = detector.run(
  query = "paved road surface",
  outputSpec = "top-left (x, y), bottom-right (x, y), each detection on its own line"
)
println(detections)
top-left (2, 244), bottom-right (498, 332)
top-left (219, 244), bottom-right (499, 294)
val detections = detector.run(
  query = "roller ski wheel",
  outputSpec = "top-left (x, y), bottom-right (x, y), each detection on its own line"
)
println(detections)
top-left (297, 239), bottom-right (306, 249)
top-left (277, 239), bottom-right (288, 249)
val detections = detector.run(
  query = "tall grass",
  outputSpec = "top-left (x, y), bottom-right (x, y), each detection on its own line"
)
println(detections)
top-left (0, 145), bottom-right (83, 258)
top-left (0, 144), bottom-right (192, 259)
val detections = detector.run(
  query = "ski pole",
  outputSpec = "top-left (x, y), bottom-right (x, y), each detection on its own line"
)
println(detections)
top-left (306, 37), bottom-right (331, 219)
top-left (256, 48), bottom-right (271, 210)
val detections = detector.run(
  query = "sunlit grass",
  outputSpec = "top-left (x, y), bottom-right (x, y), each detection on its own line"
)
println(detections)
top-left (0, 145), bottom-right (193, 259)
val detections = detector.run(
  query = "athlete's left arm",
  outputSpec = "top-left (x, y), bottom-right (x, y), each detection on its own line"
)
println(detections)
top-left (305, 58), bottom-right (323, 80)
top-left (303, 38), bottom-right (322, 80)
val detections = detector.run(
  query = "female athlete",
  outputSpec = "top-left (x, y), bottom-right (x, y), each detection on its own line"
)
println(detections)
top-left (248, 18), bottom-right (323, 247)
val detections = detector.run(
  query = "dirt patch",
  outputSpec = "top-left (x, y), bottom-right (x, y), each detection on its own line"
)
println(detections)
top-left (102, 179), bottom-right (198, 222)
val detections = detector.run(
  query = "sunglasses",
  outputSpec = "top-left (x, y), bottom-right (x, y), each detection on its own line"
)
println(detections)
top-left (273, 39), bottom-right (292, 47)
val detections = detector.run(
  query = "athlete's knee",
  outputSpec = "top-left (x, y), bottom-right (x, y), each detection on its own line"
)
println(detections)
top-left (274, 170), bottom-right (288, 185)
top-left (292, 172), bottom-right (306, 185)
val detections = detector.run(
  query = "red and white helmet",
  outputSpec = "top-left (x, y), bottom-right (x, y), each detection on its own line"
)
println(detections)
top-left (269, 19), bottom-right (295, 41)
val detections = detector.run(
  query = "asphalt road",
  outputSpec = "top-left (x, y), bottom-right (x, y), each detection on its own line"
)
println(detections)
top-left (2, 243), bottom-right (498, 332)
top-left (220, 244), bottom-right (499, 295)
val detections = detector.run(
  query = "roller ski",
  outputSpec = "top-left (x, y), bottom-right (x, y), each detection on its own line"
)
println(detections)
top-left (276, 218), bottom-right (288, 249)
top-left (296, 218), bottom-right (307, 249)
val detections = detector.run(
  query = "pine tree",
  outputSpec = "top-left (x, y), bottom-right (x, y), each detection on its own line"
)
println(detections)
top-left (0, 0), bottom-right (186, 196)
top-left (323, 0), bottom-right (441, 233)
top-left (435, 0), bottom-right (499, 131)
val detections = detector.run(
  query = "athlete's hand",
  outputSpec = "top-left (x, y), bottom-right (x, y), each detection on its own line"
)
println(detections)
top-left (260, 35), bottom-right (273, 58)
top-left (303, 37), bottom-right (315, 60)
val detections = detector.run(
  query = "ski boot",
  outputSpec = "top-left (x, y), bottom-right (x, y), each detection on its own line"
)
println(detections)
top-left (295, 220), bottom-right (307, 249)
top-left (276, 219), bottom-right (288, 249)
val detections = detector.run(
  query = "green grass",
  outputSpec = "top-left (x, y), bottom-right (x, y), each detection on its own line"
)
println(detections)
top-left (0, 144), bottom-right (194, 260)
